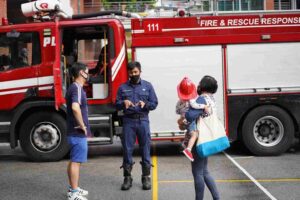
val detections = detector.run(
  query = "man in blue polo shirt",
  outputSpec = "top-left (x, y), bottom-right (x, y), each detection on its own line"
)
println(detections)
top-left (116, 61), bottom-right (158, 191)
top-left (66, 62), bottom-right (90, 200)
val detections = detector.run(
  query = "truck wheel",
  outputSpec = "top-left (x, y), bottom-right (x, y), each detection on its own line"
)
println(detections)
top-left (242, 105), bottom-right (294, 156)
top-left (20, 112), bottom-right (69, 161)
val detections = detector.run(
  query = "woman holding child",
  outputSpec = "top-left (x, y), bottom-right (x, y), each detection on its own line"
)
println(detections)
top-left (176, 76), bottom-right (220, 200)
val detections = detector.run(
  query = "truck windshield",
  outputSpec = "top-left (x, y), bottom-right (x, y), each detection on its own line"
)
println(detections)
top-left (0, 32), bottom-right (41, 72)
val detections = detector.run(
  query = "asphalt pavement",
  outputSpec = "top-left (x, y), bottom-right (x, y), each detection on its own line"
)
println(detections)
top-left (0, 139), bottom-right (299, 200)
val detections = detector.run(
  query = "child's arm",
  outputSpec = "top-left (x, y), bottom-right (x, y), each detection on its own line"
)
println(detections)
top-left (185, 96), bottom-right (207, 123)
top-left (185, 109), bottom-right (203, 123)
top-left (189, 98), bottom-right (206, 109)
top-left (190, 97), bottom-right (211, 114)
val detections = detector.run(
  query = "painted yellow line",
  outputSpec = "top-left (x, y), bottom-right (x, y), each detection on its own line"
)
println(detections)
top-left (152, 144), bottom-right (158, 200)
top-left (159, 178), bottom-right (300, 184)
top-left (252, 179), bottom-right (300, 183)
top-left (159, 180), bottom-right (193, 183)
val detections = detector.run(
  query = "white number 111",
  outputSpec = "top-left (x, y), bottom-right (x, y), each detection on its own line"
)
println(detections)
top-left (147, 23), bottom-right (159, 32)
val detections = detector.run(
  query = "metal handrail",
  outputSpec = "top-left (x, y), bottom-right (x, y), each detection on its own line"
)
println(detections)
top-left (84, 1), bottom-right (155, 6)
top-left (84, 1), bottom-right (156, 13)
top-left (189, 9), bottom-right (300, 16)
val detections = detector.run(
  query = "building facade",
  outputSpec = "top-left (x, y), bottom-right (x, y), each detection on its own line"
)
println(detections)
top-left (215, 0), bottom-right (300, 11)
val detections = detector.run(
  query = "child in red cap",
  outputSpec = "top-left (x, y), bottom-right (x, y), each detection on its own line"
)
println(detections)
top-left (176, 77), bottom-right (210, 161)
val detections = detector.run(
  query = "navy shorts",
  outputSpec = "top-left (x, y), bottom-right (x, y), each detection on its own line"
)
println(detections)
top-left (68, 136), bottom-right (88, 163)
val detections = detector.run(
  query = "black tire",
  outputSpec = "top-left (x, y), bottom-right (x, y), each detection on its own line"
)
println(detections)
top-left (20, 112), bottom-right (69, 161)
top-left (242, 105), bottom-right (294, 156)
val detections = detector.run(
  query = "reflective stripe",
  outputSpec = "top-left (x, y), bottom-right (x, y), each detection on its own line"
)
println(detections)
top-left (39, 86), bottom-right (53, 91)
top-left (0, 122), bottom-right (10, 126)
top-left (132, 24), bottom-right (300, 34)
top-left (162, 24), bottom-right (300, 32)
top-left (0, 89), bottom-right (27, 96)
top-left (112, 50), bottom-right (125, 81)
top-left (0, 85), bottom-right (52, 96)
top-left (111, 43), bottom-right (126, 81)
top-left (38, 76), bottom-right (54, 85)
top-left (0, 76), bottom-right (54, 96)
top-left (132, 29), bottom-right (144, 34)
top-left (0, 76), bottom-right (53, 90)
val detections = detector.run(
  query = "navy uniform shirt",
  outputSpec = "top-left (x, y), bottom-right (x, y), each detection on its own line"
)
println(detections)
top-left (116, 79), bottom-right (158, 121)
top-left (66, 82), bottom-right (91, 137)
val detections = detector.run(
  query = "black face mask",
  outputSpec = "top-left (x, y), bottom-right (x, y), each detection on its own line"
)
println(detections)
top-left (130, 75), bottom-right (140, 84)
top-left (85, 75), bottom-right (89, 82)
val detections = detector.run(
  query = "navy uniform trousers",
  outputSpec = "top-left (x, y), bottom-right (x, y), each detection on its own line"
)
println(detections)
top-left (122, 117), bottom-right (151, 168)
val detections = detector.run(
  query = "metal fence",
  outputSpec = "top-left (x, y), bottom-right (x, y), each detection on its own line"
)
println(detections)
top-left (84, 1), bottom-right (156, 13)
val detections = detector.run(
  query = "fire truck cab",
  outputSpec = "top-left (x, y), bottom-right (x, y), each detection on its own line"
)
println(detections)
top-left (0, 12), bottom-right (129, 161)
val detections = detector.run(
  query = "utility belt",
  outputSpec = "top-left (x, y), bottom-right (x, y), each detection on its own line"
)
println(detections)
top-left (125, 113), bottom-right (148, 119)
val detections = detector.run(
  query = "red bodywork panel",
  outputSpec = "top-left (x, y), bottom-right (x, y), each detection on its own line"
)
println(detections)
top-left (0, 22), bottom-right (55, 110)
top-left (131, 13), bottom-right (300, 47)
top-left (131, 13), bottom-right (300, 138)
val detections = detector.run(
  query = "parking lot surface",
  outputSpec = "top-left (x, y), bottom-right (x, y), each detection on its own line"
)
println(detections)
top-left (0, 140), bottom-right (299, 200)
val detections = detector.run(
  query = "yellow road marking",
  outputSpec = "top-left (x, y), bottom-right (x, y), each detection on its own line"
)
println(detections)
top-left (152, 144), bottom-right (158, 200)
top-left (159, 178), bottom-right (300, 184)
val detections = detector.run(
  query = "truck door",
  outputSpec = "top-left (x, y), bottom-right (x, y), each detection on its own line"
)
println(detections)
top-left (60, 25), bottom-right (113, 101)
top-left (0, 30), bottom-right (41, 110)
top-left (53, 22), bottom-right (65, 110)
top-left (58, 23), bottom-right (117, 144)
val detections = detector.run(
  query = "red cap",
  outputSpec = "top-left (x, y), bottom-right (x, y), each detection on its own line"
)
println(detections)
top-left (177, 77), bottom-right (197, 100)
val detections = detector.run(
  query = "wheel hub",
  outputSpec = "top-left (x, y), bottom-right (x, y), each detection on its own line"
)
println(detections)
top-left (253, 116), bottom-right (284, 147)
top-left (258, 123), bottom-right (273, 137)
top-left (31, 123), bottom-right (61, 152)
top-left (41, 131), bottom-right (52, 141)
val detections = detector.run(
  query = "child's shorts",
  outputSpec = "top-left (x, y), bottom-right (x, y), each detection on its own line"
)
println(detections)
top-left (187, 121), bottom-right (197, 132)
top-left (68, 136), bottom-right (88, 163)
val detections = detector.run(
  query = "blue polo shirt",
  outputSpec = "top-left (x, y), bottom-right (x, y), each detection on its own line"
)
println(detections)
top-left (115, 79), bottom-right (158, 121)
top-left (66, 82), bottom-right (90, 137)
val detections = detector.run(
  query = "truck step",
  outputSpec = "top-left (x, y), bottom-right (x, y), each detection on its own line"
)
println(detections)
top-left (89, 115), bottom-right (110, 128)
top-left (87, 137), bottom-right (112, 145)
top-left (151, 131), bottom-right (185, 141)
top-left (90, 124), bottom-right (110, 128)
top-left (88, 114), bottom-right (113, 144)
top-left (89, 115), bottom-right (110, 124)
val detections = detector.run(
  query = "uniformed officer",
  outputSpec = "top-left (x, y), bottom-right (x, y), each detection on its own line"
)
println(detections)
top-left (116, 61), bottom-right (158, 191)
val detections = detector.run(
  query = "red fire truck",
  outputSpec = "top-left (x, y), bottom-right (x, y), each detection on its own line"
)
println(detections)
top-left (0, 0), bottom-right (299, 161)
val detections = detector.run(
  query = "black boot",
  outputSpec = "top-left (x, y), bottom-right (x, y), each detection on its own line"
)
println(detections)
top-left (121, 165), bottom-right (133, 190)
top-left (141, 165), bottom-right (151, 190)
top-left (142, 176), bottom-right (151, 190)
top-left (121, 176), bottom-right (133, 190)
